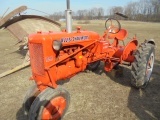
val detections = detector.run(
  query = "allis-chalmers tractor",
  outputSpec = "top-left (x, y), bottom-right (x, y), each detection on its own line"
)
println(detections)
top-left (23, 0), bottom-right (155, 120)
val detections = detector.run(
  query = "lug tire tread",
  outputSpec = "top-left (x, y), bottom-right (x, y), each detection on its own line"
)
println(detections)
top-left (131, 43), bottom-right (155, 88)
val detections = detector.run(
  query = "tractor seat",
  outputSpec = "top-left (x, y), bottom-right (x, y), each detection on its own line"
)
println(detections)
top-left (108, 29), bottom-right (128, 41)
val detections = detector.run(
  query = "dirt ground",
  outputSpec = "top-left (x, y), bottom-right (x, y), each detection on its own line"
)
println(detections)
top-left (0, 20), bottom-right (160, 120)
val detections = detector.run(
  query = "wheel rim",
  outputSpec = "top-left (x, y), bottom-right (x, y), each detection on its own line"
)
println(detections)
top-left (42, 96), bottom-right (66, 120)
top-left (146, 52), bottom-right (154, 80)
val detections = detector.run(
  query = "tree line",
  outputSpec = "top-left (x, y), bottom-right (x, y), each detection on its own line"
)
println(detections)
top-left (109, 0), bottom-right (160, 22)
top-left (46, 0), bottom-right (160, 22)
top-left (46, 7), bottom-right (105, 21)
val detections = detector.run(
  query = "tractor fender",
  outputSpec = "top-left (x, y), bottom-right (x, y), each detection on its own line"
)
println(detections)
top-left (122, 39), bottom-right (138, 62)
top-left (145, 39), bottom-right (156, 46)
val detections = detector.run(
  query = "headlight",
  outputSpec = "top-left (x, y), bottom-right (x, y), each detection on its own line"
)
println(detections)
top-left (53, 40), bottom-right (62, 51)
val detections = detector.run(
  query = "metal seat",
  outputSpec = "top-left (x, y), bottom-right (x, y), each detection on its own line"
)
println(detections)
top-left (108, 29), bottom-right (128, 41)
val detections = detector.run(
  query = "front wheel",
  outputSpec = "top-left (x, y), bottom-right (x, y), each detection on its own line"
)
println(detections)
top-left (131, 42), bottom-right (155, 88)
top-left (23, 83), bottom-right (40, 115)
top-left (29, 87), bottom-right (70, 120)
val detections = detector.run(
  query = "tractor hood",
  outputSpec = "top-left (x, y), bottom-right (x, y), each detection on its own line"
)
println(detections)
top-left (29, 30), bottom-right (100, 47)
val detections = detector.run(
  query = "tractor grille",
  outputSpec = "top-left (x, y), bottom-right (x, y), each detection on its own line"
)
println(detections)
top-left (29, 43), bottom-right (45, 76)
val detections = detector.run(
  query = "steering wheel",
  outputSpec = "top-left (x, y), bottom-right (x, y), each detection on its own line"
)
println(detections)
top-left (105, 18), bottom-right (121, 34)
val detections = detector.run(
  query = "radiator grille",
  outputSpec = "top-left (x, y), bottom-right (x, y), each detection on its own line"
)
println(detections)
top-left (29, 43), bottom-right (45, 75)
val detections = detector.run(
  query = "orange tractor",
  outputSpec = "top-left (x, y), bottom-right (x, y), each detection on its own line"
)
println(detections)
top-left (23, 0), bottom-right (155, 119)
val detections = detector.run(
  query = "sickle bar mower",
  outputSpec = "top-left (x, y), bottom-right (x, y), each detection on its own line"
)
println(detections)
top-left (23, 0), bottom-right (155, 119)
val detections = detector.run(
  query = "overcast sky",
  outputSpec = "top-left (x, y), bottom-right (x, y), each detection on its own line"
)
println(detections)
top-left (1, 0), bottom-right (138, 16)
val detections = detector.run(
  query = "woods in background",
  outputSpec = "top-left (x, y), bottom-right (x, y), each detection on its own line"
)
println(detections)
top-left (109, 0), bottom-right (160, 22)
top-left (47, 0), bottom-right (160, 22)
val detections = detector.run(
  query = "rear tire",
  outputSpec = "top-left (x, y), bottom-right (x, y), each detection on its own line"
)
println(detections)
top-left (29, 87), bottom-right (70, 120)
top-left (131, 42), bottom-right (155, 88)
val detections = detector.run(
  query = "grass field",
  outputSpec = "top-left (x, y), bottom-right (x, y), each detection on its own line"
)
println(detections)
top-left (0, 20), bottom-right (160, 120)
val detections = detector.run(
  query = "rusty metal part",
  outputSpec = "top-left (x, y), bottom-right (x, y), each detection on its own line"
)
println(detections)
top-left (0, 6), bottom-right (62, 78)
top-left (0, 15), bottom-right (61, 29)
top-left (7, 22), bottom-right (28, 42)
top-left (1, 15), bottom-right (61, 42)
top-left (0, 6), bottom-right (27, 27)
top-left (0, 6), bottom-right (61, 43)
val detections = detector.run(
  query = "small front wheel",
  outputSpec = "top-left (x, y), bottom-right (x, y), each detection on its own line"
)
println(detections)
top-left (29, 87), bottom-right (70, 120)
top-left (23, 83), bottom-right (40, 115)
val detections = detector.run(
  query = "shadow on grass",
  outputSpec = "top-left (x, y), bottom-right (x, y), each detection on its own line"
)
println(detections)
top-left (127, 60), bottom-right (160, 120)
top-left (16, 98), bottom-right (63, 120)
top-left (16, 49), bottom-right (28, 56)
top-left (94, 61), bottom-right (160, 119)
top-left (93, 62), bottom-right (132, 87)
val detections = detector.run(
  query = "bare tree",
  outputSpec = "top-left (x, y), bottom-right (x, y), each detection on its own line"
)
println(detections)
top-left (45, 0), bottom-right (160, 22)
top-left (97, 7), bottom-right (104, 19)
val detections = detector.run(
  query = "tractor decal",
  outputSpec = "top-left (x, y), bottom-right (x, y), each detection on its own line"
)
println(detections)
top-left (61, 36), bottom-right (89, 42)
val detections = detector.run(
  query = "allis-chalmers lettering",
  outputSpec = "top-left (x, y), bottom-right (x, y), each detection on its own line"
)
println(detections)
top-left (61, 36), bottom-right (89, 42)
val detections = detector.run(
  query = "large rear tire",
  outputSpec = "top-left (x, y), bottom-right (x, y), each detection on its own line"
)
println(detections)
top-left (131, 42), bottom-right (155, 88)
top-left (29, 87), bottom-right (70, 120)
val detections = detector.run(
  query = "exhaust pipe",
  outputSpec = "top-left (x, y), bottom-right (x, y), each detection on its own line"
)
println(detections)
top-left (66, 0), bottom-right (72, 33)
